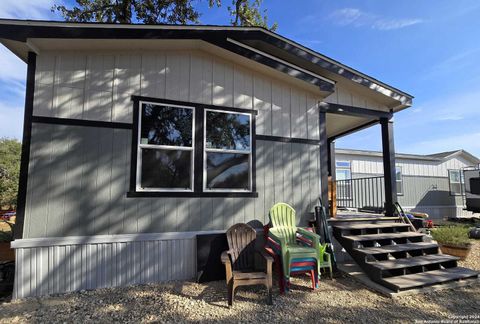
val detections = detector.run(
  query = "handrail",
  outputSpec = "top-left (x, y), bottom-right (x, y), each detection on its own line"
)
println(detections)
top-left (394, 202), bottom-right (417, 232)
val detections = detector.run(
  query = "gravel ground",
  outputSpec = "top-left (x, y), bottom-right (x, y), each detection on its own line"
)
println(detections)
top-left (0, 242), bottom-right (478, 324)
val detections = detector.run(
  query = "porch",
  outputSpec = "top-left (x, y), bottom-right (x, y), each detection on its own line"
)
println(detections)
top-left (321, 102), bottom-right (398, 220)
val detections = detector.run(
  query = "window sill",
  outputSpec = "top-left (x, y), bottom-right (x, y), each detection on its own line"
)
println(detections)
top-left (127, 191), bottom-right (259, 198)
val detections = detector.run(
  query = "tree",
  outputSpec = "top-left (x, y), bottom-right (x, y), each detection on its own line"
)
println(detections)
top-left (0, 138), bottom-right (21, 210)
top-left (53, 0), bottom-right (277, 31)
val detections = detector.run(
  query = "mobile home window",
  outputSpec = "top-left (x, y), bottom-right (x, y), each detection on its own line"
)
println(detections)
top-left (204, 110), bottom-right (252, 192)
top-left (335, 161), bottom-right (351, 180)
top-left (396, 167), bottom-right (403, 195)
top-left (137, 102), bottom-right (194, 191)
top-left (449, 170), bottom-right (463, 195)
top-left (336, 161), bottom-right (352, 199)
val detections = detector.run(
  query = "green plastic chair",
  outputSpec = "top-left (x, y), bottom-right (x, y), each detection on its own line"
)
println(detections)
top-left (267, 203), bottom-right (322, 289)
top-left (318, 242), bottom-right (333, 279)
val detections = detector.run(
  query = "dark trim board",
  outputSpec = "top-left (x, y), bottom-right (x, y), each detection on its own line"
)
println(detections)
top-left (255, 135), bottom-right (320, 145)
top-left (14, 51), bottom-right (36, 240)
top-left (319, 102), bottom-right (392, 119)
top-left (32, 116), bottom-right (133, 129)
top-left (208, 39), bottom-right (335, 92)
top-left (127, 191), bottom-right (258, 198)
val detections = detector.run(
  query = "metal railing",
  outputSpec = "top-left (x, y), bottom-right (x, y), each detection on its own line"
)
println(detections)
top-left (335, 176), bottom-right (385, 213)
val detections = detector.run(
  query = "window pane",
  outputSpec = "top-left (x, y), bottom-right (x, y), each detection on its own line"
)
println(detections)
top-left (336, 161), bottom-right (351, 168)
top-left (450, 183), bottom-right (461, 194)
top-left (396, 181), bottom-right (403, 195)
top-left (141, 103), bottom-right (193, 146)
top-left (140, 149), bottom-right (191, 189)
top-left (396, 168), bottom-right (402, 181)
top-left (206, 111), bottom-right (250, 151)
top-left (449, 170), bottom-right (460, 183)
top-left (206, 152), bottom-right (249, 189)
top-left (336, 169), bottom-right (351, 180)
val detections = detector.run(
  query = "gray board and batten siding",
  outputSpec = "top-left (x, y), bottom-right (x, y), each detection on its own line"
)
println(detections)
top-left (13, 47), bottom-right (391, 299)
top-left (25, 49), bottom-right (328, 239)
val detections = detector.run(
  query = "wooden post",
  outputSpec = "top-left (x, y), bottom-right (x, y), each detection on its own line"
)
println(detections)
top-left (380, 117), bottom-right (398, 216)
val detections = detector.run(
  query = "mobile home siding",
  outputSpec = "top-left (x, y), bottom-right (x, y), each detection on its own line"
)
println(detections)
top-left (33, 50), bottom-right (323, 140)
top-left (24, 123), bottom-right (320, 238)
top-left (336, 152), bottom-right (476, 219)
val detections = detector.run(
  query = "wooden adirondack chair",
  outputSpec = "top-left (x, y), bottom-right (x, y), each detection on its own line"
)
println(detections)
top-left (221, 223), bottom-right (273, 306)
top-left (267, 203), bottom-right (322, 290)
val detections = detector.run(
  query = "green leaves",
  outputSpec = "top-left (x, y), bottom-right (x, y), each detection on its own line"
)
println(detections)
top-left (431, 225), bottom-right (471, 247)
top-left (52, 0), bottom-right (278, 30)
top-left (0, 138), bottom-right (21, 210)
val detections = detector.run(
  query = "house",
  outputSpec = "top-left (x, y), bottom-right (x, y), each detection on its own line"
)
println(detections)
top-left (0, 19), bottom-right (414, 298)
top-left (333, 148), bottom-right (480, 220)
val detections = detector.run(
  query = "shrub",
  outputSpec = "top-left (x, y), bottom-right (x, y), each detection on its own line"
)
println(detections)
top-left (431, 226), bottom-right (471, 247)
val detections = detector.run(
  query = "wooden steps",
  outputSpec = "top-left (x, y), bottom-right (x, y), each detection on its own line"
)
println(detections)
top-left (354, 242), bottom-right (438, 255)
top-left (381, 267), bottom-right (479, 291)
top-left (343, 232), bottom-right (424, 242)
top-left (331, 218), bottom-right (479, 293)
top-left (334, 223), bottom-right (410, 230)
top-left (369, 254), bottom-right (458, 270)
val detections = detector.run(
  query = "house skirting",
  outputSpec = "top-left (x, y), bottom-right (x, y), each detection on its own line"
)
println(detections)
top-left (11, 231), bottom-right (223, 299)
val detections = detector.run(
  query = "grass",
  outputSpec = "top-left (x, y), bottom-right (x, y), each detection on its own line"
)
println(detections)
top-left (431, 225), bottom-right (471, 247)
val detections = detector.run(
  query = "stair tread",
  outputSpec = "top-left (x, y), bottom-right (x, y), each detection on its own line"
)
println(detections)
top-left (328, 217), bottom-right (399, 223)
top-left (369, 254), bottom-right (459, 270)
top-left (354, 242), bottom-right (438, 254)
top-left (343, 232), bottom-right (424, 241)
top-left (333, 223), bottom-right (411, 230)
top-left (381, 267), bottom-right (479, 290)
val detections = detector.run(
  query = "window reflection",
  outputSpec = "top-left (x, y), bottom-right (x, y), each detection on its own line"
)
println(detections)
top-left (206, 153), bottom-right (249, 190)
top-left (206, 111), bottom-right (250, 151)
top-left (141, 149), bottom-right (192, 189)
top-left (141, 104), bottom-right (193, 146)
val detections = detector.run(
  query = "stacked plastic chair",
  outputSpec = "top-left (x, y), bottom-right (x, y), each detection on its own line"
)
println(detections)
top-left (266, 203), bottom-right (323, 292)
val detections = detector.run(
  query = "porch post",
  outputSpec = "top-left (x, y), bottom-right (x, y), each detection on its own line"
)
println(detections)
top-left (327, 139), bottom-right (336, 180)
top-left (380, 117), bottom-right (398, 216)
top-left (319, 110), bottom-right (330, 218)
top-left (327, 139), bottom-right (336, 217)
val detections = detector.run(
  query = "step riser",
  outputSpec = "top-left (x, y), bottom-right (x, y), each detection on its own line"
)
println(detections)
top-left (333, 227), bottom-right (411, 238)
top-left (380, 260), bottom-right (458, 278)
top-left (363, 260), bottom-right (459, 283)
top-left (348, 236), bottom-right (425, 250)
top-left (361, 247), bottom-right (439, 262)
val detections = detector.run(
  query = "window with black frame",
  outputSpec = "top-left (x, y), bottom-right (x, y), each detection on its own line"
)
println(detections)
top-left (136, 102), bottom-right (194, 191)
top-left (204, 110), bottom-right (252, 192)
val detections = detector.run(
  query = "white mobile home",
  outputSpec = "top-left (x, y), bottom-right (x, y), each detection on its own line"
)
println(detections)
top-left (334, 149), bottom-right (480, 220)
top-left (0, 19), bottom-right (420, 298)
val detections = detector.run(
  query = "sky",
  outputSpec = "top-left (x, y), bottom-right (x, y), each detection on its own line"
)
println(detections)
top-left (1, 0), bottom-right (480, 157)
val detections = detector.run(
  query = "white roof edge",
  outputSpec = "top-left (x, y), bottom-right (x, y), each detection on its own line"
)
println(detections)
top-left (335, 148), bottom-right (480, 163)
